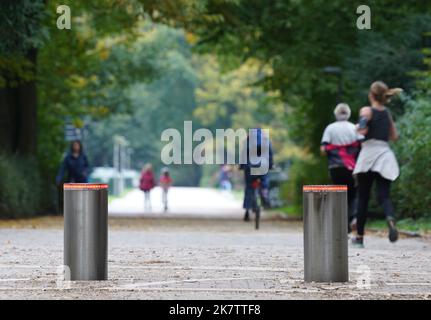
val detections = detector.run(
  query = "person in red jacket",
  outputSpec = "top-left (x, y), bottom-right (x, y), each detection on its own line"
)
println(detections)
top-left (139, 163), bottom-right (155, 211)
top-left (159, 167), bottom-right (172, 212)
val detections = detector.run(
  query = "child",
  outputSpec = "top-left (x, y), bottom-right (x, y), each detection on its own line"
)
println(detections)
top-left (159, 167), bottom-right (173, 212)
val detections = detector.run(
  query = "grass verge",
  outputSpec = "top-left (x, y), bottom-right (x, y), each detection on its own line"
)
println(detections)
top-left (367, 218), bottom-right (431, 235)
top-left (273, 206), bottom-right (431, 236)
top-left (269, 205), bottom-right (302, 219)
top-left (108, 188), bottom-right (134, 203)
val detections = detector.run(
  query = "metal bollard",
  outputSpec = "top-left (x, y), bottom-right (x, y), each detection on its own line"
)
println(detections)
top-left (303, 185), bottom-right (348, 282)
top-left (64, 183), bottom-right (108, 280)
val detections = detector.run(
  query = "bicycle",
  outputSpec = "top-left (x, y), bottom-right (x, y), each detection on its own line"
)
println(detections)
top-left (250, 178), bottom-right (262, 230)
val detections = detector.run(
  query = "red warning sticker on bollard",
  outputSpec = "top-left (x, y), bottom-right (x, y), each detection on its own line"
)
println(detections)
top-left (303, 185), bottom-right (347, 192)
top-left (63, 183), bottom-right (109, 190)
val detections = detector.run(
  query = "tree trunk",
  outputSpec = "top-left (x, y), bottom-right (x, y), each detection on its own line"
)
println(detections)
top-left (0, 49), bottom-right (38, 155)
top-left (0, 85), bottom-right (17, 153)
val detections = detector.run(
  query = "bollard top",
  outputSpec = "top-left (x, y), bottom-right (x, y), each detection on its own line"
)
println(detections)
top-left (303, 185), bottom-right (347, 192)
top-left (63, 183), bottom-right (109, 190)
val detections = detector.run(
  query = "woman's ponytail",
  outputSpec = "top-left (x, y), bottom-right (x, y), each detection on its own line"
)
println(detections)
top-left (370, 81), bottom-right (403, 104)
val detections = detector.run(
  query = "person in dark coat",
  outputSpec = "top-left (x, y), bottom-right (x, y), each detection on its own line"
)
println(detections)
top-left (240, 128), bottom-right (274, 221)
top-left (56, 140), bottom-right (89, 184)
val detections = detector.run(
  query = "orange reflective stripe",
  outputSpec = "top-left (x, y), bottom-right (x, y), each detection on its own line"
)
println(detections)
top-left (303, 185), bottom-right (347, 192)
top-left (64, 183), bottom-right (109, 190)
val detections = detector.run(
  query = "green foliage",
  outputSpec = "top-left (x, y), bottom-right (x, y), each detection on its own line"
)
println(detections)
top-left (0, 0), bottom-right (48, 55)
top-left (147, 1), bottom-right (431, 155)
top-left (37, 3), bottom-right (161, 185)
top-left (2, 0), bottom-right (431, 216)
top-left (194, 56), bottom-right (300, 165)
top-left (0, 153), bottom-right (43, 218)
top-left (389, 42), bottom-right (431, 219)
top-left (282, 156), bottom-right (329, 212)
top-left (147, 0), bottom-right (431, 214)
top-left (0, 0), bottom-right (48, 87)
top-left (344, 14), bottom-right (431, 117)
top-left (84, 25), bottom-right (299, 186)
top-left (392, 97), bottom-right (431, 218)
top-left (84, 25), bottom-right (201, 185)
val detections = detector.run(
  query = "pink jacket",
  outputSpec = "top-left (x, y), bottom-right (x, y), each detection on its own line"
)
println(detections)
top-left (139, 170), bottom-right (155, 191)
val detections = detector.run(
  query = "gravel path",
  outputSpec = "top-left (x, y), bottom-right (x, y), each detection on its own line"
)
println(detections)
top-left (0, 218), bottom-right (430, 299)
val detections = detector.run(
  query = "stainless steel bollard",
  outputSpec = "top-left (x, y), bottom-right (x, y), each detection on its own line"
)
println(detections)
top-left (303, 185), bottom-right (348, 282)
top-left (64, 183), bottom-right (108, 280)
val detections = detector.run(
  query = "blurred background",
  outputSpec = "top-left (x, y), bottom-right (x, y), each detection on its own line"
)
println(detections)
top-left (0, 1), bottom-right (430, 224)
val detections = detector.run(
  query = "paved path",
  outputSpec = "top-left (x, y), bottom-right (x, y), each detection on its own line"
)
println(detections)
top-left (0, 218), bottom-right (430, 299)
top-left (109, 187), bottom-right (243, 218)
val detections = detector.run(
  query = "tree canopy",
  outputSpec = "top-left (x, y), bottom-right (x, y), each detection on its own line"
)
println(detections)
top-left (0, 0), bottom-right (430, 217)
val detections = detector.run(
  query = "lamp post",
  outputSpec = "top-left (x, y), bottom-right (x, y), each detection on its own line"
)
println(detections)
top-left (126, 147), bottom-right (133, 170)
top-left (322, 66), bottom-right (343, 104)
top-left (113, 135), bottom-right (129, 196)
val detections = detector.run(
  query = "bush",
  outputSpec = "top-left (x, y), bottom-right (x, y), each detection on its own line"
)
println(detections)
top-left (282, 156), bottom-right (330, 214)
top-left (0, 153), bottom-right (43, 218)
top-left (392, 97), bottom-right (431, 218)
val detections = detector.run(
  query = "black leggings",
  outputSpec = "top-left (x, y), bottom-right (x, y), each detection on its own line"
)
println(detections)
top-left (329, 167), bottom-right (356, 224)
top-left (356, 171), bottom-right (395, 236)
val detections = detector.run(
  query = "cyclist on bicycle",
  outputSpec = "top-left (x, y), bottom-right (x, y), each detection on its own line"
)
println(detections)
top-left (240, 128), bottom-right (274, 222)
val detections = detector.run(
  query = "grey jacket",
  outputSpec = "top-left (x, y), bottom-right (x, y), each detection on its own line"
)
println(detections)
top-left (353, 139), bottom-right (399, 181)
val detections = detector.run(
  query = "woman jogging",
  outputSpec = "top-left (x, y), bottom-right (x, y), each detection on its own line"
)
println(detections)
top-left (321, 103), bottom-right (362, 233)
top-left (352, 81), bottom-right (402, 247)
top-left (139, 164), bottom-right (155, 211)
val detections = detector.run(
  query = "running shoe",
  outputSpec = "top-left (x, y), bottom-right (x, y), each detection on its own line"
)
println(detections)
top-left (387, 219), bottom-right (399, 243)
top-left (351, 236), bottom-right (364, 248)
